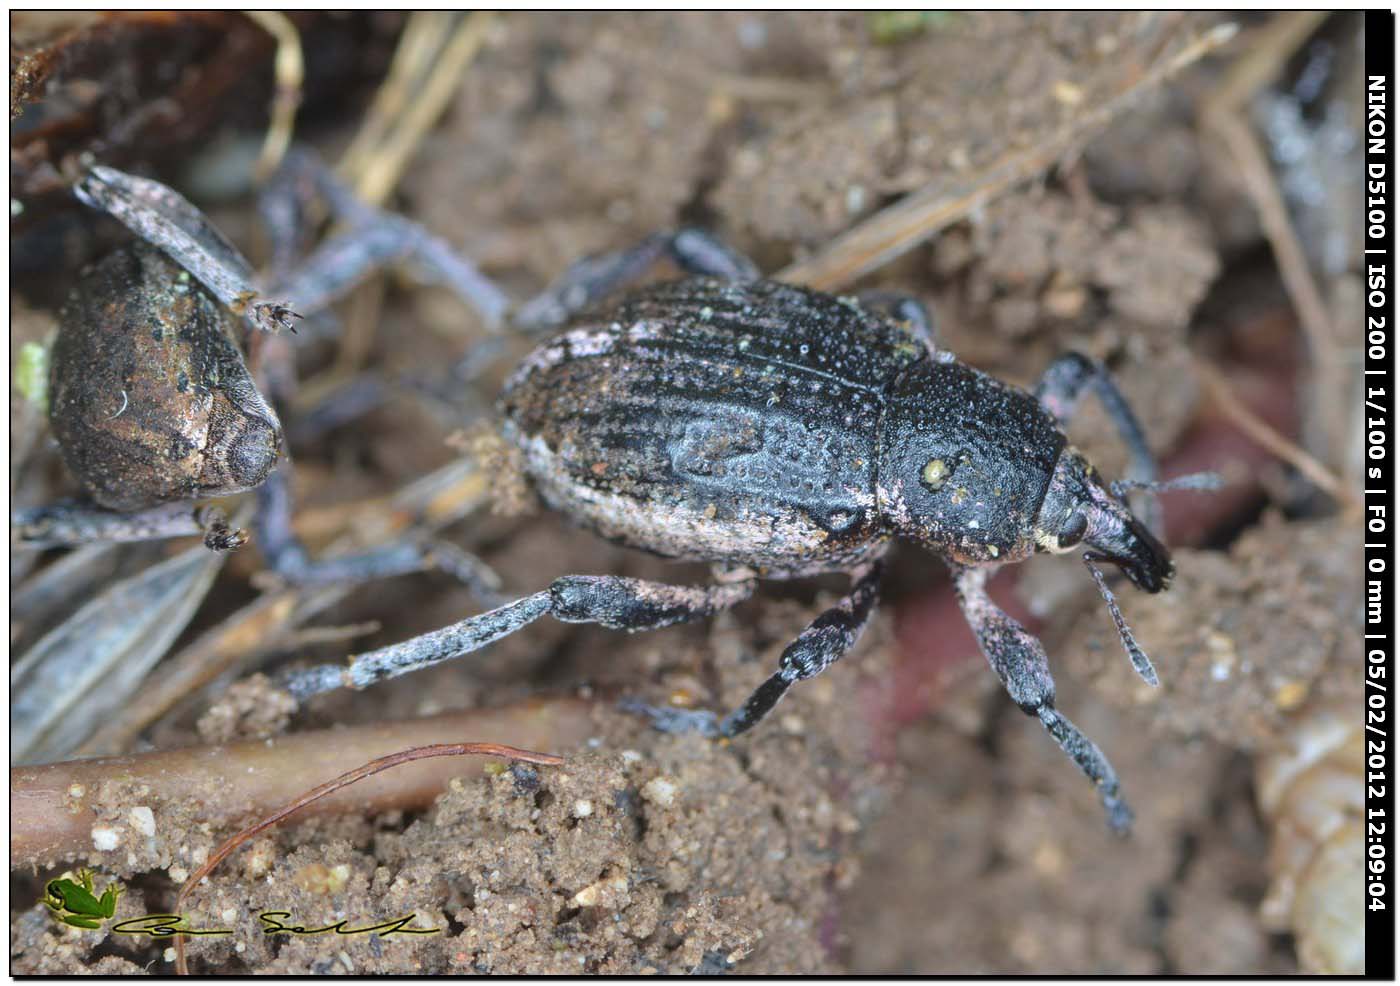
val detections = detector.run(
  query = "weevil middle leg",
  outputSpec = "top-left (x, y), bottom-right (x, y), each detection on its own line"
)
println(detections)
top-left (634, 558), bottom-right (885, 738)
top-left (283, 574), bottom-right (758, 699)
top-left (251, 464), bottom-right (504, 602)
top-left (856, 291), bottom-right (939, 354)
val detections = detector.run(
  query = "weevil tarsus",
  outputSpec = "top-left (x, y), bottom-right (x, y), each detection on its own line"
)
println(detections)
top-left (14, 500), bottom-right (244, 551)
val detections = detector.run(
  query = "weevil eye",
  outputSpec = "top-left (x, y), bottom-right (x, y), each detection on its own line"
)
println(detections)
top-left (1058, 510), bottom-right (1087, 549)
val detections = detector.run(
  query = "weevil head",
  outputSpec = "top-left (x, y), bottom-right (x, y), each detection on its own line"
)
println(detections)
top-left (199, 374), bottom-right (283, 496)
top-left (1034, 447), bottom-right (1173, 593)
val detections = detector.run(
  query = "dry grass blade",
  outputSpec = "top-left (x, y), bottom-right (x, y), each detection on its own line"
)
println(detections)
top-left (1194, 356), bottom-right (1359, 513)
top-left (11, 538), bottom-right (229, 764)
top-left (350, 11), bottom-right (494, 207)
top-left (337, 11), bottom-right (452, 184)
top-left (79, 458), bottom-right (491, 756)
top-left (778, 22), bottom-right (1239, 291)
top-left (174, 741), bottom-right (565, 973)
top-left (1201, 12), bottom-right (1348, 468)
top-left (244, 10), bottom-right (304, 180)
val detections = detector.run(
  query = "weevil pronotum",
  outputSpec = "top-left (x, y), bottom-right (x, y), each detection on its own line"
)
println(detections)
top-left (286, 229), bottom-right (1220, 833)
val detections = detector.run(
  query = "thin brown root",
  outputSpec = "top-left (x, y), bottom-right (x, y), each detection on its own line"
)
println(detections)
top-left (244, 10), bottom-right (304, 180)
top-left (1194, 357), bottom-right (1359, 514)
top-left (777, 21), bottom-right (1238, 291)
top-left (174, 740), bottom-right (564, 974)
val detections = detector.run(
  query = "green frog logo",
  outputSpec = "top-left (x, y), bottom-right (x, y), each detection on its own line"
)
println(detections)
top-left (43, 869), bottom-right (123, 930)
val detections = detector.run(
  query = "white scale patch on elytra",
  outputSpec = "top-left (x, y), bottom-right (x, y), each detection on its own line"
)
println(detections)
top-left (515, 432), bottom-right (872, 577)
top-left (505, 321), bottom-right (667, 391)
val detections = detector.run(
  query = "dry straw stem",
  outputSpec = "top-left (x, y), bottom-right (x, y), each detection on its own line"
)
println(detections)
top-left (1201, 11), bottom-right (1348, 466)
top-left (173, 739), bottom-right (565, 973)
top-left (778, 21), bottom-right (1239, 292)
top-left (10, 698), bottom-right (590, 870)
top-left (1194, 356), bottom-right (1359, 514)
top-left (244, 10), bottom-right (304, 180)
top-left (343, 11), bottom-right (495, 208)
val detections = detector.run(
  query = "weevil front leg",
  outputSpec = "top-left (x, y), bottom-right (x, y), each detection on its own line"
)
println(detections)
top-left (952, 563), bottom-right (1132, 834)
top-left (513, 228), bottom-right (760, 331)
top-left (14, 500), bottom-right (247, 552)
top-left (633, 559), bottom-right (884, 739)
top-left (1033, 352), bottom-right (1162, 533)
top-left (282, 574), bottom-right (757, 700)
top-left (75, 165), bottom-right (301, 335)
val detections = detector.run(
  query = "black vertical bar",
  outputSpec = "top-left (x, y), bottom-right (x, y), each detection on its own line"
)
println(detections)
top-left (1365, 9), bottom-right (1395, 981)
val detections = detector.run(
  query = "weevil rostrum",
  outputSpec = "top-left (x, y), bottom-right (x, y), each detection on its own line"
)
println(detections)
top-left (287, 229), bottom-right (1219, 833)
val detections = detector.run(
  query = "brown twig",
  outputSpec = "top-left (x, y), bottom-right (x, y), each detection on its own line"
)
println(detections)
top-left (173, 740), bottom-right (565, 974)
top-left (777, 22), bottom-right (1238, 291)
top-left (11, 698), bottom-right (592, 869)
top-left (1194, 356), bottom-right (1359, 513)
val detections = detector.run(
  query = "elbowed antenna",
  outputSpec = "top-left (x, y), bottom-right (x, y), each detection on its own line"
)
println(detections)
top-left (1110, 470), bottom-right (1224, 500)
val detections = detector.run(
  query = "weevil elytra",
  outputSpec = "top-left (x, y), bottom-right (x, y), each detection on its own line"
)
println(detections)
top-left (288, 229), bottom-right (1218, 833)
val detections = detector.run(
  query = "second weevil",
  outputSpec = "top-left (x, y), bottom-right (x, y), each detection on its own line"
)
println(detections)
top-left (288, 229), bottom-right (1218, 832)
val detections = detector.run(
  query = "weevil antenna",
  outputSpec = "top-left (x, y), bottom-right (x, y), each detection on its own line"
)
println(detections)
top-left (1110, 471), bottom-right (1223, 500)
top-left (1083, 554), bottom-right (1158, 687)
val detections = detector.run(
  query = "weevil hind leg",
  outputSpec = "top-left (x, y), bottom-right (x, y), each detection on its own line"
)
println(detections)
top-left (857, 291), bottom-right (939, 354)
top-left (951, 563), bottom-right (1133, 834)
top-left (282, 573), bottom-right (757, 701)
top-left (253, 464), bottom-right (505, 603)
top-left (633, 560), bottom-right (883, 739)
top-left (512, 228), bottom-right (760, 332)
top-left (257, 148), bottom-right (510, 328)
top-left (1033, 352), bottom-right (1162, 535)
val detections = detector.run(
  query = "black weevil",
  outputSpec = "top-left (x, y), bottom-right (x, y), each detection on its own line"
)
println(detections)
top-left (287, 229), bottom-right (1218, 833)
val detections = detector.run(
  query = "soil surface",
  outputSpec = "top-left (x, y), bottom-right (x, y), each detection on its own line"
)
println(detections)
top-left (11, 11), bottom-right (1363, 975)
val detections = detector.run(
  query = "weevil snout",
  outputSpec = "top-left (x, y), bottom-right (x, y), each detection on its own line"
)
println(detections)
top-left (1036, 447), bottom-right (1173, 593)
top-left (1089, 511), bottom-right (1173, 593)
